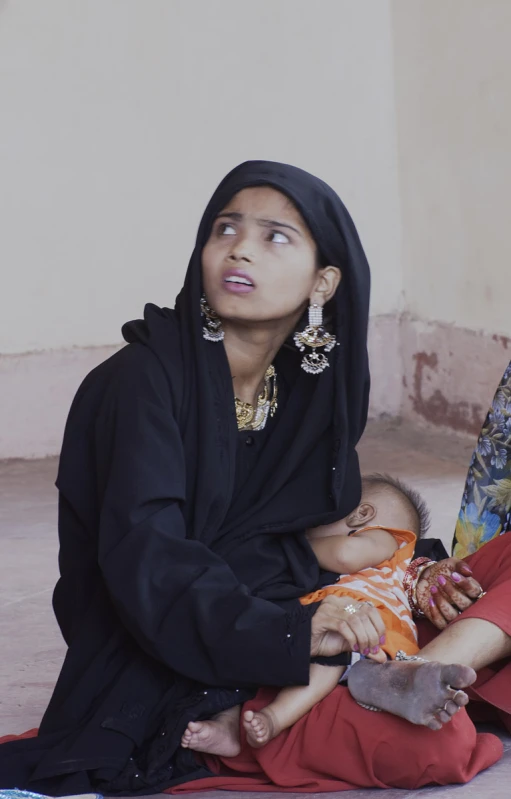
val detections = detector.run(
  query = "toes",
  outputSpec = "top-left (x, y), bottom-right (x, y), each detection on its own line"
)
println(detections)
top-left (443, 699), bottom-right (462, 717)
top-left (442, 664), bottom-right (476, 689)
top-left (243, 710), bottom-right (254, 723)
top-left (427, 717), bottom-right (443, 731)
top-left (435, 709), bottom-right (452, 725)
top-left (246, 713), bottom-right (268, 742)
top-left (449, 688), bottom-right (469, 708)
top-left (187, 721), bottom-right (201, 732)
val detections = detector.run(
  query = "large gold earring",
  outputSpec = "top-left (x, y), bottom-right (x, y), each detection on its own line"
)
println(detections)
top-left (294, 303), bottom-right (336, 374)
top-left (201, 294), bottom-right (224, 342)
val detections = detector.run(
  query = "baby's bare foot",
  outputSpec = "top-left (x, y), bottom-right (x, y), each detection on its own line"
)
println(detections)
top-left (348, 659), bottom-right (475, 730)
top-left (181, 710), bottom-right (241, 757)
top-left (243, 708), bottom-right (280, 748)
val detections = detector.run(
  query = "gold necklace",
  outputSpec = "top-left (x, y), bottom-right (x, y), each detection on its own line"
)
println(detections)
top-left (235, 365), bottom-right (278, 432)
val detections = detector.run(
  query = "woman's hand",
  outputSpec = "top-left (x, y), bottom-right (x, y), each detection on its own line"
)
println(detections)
top-left (416, 558), bottom-right (484, 629)
top-left (310, 595), bottom-right (386, 658)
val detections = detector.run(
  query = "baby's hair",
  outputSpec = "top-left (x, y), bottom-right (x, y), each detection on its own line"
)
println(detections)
top-left (362, 473), bottom-right (431, 539)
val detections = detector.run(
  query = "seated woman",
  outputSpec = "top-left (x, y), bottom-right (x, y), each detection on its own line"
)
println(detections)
top-left (0, 162), bottom-right (508, 795)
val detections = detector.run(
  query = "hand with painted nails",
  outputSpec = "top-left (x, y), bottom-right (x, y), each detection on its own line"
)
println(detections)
top-left (415, 558), bottom-right (484, 629)
top-left (345, 604), bottom-right (387, 662)
top-left (310, 595), bottom-right (386, 658)
top-left (336, 600), bottom-right (387, 660)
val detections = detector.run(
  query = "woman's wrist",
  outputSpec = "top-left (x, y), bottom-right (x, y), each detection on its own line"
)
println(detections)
top-left (403, 557), bottom-right (436, 618)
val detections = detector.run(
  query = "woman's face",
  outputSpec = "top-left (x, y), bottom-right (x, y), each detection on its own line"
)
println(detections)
top-left (202, 186), bottom-right (340, 328)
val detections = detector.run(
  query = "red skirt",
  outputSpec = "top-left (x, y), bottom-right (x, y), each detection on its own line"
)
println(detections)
top-left (169, 533), bottom-right (511, 792)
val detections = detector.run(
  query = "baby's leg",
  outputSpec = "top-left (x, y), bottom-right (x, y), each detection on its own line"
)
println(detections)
top-left (244, 663), bottom-right (344, 748)
top-left (181, 704), bottom-right (241, 757)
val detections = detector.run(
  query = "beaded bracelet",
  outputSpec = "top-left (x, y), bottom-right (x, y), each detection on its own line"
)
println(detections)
top-left (403, 557), bottom-right (436, 618)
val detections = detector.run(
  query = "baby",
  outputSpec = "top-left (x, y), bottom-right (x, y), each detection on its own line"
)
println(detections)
top-left (181, 473), bottom-right (430, 755)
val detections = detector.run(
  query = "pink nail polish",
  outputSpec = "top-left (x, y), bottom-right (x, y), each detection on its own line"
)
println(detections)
top-left (437, 575), bottom-right (447, 586)
top-left (371, 647), bottom-right (379, 654)
top-left (430, 585), bottom-right (438, 594)
top-left (451, 572), bottom-right (461, 582)
top-left (429, 597), bottom-right (435, 607)
top-left (380, 636), bottom-right (386, 645)
top-left (363, 648), bottom-right (370, 656)
top-left (353, 644), bottom-right (359, 651)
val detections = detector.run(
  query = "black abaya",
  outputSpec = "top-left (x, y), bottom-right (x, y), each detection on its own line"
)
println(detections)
top-left (0, 161), bottom-right (373, 794)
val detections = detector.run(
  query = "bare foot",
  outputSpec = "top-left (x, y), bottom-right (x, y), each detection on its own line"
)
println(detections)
top-left (243, 707), bottom-right (280, 748)
top-left (348, 659), bottom-right (476, 730)
top-left (181, 708), bottom-right (241, 757)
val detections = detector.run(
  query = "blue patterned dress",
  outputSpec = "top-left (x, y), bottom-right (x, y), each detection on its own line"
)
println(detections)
top-left (453, 360), bottom-right (511, 558)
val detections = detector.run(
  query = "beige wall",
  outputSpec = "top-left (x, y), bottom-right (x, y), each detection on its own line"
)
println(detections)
top-left (393, 0), bottom-right (511, 336)
top-left (0, 0), bottom-right (403, 355)
top-left (2, 0), bottom-right (511, 458)
top-left (390, 0), bottom-right (511, 436)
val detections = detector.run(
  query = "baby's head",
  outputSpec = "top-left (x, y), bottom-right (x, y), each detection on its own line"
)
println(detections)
top-left (309, 474), bottom-right (431, 540)
top-left (349, 474), bottom-right (430, 538)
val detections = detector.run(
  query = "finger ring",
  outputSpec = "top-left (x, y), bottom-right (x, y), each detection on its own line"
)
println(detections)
top-left (476, 589), bottom-right (487, 600)
top-left (344, 604), bottom-right (359, 615)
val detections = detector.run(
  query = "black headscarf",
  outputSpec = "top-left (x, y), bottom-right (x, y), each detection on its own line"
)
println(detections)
top-left (126, 160), bottom-right (371, 561)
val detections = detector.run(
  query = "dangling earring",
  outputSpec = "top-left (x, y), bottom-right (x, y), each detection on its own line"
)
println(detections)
top-left (200, 294), bottom-right (224, 342)
top-left (294, 303), bottom-right (336, 374)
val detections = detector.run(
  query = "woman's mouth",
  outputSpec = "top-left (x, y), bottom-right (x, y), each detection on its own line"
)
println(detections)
top-left (223, 270), bottom-right (255, 294)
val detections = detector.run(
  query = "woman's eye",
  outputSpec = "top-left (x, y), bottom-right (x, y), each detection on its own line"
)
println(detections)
top-left (270, 231), bottom-right (289, 244)
top-left (219, 223), bottom-right (236, 236)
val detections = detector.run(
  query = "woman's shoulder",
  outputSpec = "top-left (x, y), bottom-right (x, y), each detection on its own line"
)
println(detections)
top-left (121, 302), bottom-right (180, 350)
top-left (74, 304), bottom-right (184, 410)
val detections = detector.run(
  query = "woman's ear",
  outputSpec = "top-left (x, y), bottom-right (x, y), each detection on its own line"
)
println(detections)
top-left (311, 266), bottom-right (342, 306)
top-left (346, 502), bottom-right (377, 529)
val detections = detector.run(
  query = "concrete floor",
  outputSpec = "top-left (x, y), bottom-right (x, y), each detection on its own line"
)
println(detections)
top-left (1, 421), bottom-right (510, 797)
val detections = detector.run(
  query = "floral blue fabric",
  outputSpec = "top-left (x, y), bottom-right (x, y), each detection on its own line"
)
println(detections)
top-left (453, 360), bottom-right (511, 558)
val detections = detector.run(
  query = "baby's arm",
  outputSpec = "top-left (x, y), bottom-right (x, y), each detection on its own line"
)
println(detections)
top-left (309, 529), bottom-right (398, 574)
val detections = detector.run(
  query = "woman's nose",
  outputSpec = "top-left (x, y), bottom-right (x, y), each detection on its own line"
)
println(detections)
top-left (227, 237), bottom-right (255, 263)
